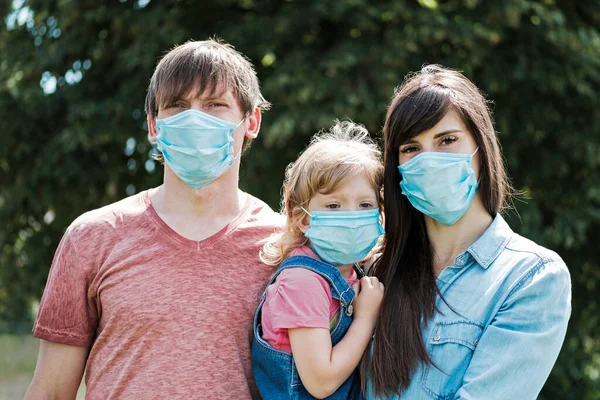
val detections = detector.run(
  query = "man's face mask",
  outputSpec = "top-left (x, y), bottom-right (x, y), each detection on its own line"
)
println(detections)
top-left (155, 109), bottom-right (244, 189)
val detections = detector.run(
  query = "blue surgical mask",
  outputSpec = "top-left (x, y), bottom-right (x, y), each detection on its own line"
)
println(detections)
top-left (155, 109), bottom-right (244, 189)
top-left (302, 208), bottom-right (384, 267)
top-left (398, 148), bottom-right (479, 226)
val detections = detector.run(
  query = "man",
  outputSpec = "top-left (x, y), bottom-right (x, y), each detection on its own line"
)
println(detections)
top-left (25, 39), bottom-right (282, 399)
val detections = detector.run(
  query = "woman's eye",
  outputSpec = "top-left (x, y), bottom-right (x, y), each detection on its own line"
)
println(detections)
top-left (440, 136), bottom-right (457, 146)
top-left (360, 202), bottom-right (374, 208)
top-left (325, 204), bottom-right (340, 209)
top-left (401, 146), bottom-right (419, 154)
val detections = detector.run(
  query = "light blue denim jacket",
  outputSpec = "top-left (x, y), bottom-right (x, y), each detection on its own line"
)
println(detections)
top-left (367, 215), bottom-right (572, 400)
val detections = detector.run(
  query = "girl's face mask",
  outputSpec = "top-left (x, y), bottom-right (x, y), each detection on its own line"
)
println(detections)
top-left (301, 207), bottom-right (384, 267)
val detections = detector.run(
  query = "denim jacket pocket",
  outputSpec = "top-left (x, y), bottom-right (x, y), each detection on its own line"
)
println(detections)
top-left (421, 321), bottom-right (484, 400)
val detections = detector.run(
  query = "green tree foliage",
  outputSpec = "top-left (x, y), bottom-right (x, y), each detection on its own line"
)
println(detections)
top-left (1, 0), bottom-right (598, 398)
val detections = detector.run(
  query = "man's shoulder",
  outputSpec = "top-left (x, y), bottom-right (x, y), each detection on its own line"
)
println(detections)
top-left (66, 191), bottom-right (150, 239)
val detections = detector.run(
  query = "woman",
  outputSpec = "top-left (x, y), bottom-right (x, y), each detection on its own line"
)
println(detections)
top-left (367, 65), bottom-right (571, 399)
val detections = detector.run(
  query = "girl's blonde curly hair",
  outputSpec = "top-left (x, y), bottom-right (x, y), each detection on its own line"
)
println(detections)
top-left (260, 120), bottom-right (384, 266)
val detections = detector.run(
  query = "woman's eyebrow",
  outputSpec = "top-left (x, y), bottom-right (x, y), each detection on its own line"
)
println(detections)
top-left (433, 129), bottom-right (462, 138)
top-left (402, 138), bottom-right (419, 146)
top-left (402, 129), bottom-right (464, 146)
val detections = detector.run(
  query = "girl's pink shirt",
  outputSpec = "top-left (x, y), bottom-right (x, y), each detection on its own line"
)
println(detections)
top-left (260, 246), bottom-right (358, 353)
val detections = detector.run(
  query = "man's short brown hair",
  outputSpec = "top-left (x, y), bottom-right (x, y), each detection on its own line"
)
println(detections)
top-left (145, 38), bottom-right (270, 158)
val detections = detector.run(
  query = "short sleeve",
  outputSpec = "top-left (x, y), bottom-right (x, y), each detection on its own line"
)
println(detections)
top-left (267, 268), bottom-right (332, 330)
top-left (33, 229), bottom-right (98, 347)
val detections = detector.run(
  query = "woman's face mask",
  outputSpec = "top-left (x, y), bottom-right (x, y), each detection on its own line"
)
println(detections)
top-left (398, 148), bottom-right (479, 225)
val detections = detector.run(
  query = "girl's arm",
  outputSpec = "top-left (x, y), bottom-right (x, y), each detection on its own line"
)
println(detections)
top-left (288, 276), bottom-right (384, 399)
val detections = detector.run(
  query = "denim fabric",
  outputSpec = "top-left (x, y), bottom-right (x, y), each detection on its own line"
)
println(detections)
top-left (252, 255), bottom-right (363, 399)
top-left (367, 215), bottom-right (572, 400)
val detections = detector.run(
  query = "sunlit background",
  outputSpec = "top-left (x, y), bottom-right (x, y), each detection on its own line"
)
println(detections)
top-left (1, 0), bottom-right (599, 398)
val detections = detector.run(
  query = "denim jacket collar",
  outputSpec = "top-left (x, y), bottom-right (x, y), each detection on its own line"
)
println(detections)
top-left (462, 214), bottom-right (514, 269)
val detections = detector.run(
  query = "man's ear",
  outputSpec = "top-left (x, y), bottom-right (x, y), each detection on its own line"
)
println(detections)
top-left (147, 115), bottom-right (158, 143)
top-left (245, 107), bottom-right (261, 139)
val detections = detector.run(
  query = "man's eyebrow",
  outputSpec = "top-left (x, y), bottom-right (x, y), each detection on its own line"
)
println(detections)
top-left (204, 96), bottom-right (229, 102)
top-left (185, 93), bottom-right (230, 103)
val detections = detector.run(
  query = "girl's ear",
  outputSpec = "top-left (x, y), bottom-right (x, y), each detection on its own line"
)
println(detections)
top-left (298, 218), bottom-right (310, 234)
top-left (295, 207), bottom-right (311, 233)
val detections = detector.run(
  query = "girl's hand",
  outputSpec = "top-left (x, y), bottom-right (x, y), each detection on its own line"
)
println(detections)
top-left (351, 276), bottom-right (384, 323)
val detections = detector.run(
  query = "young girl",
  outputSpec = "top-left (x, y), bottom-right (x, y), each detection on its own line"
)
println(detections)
top-left (252, 121), bottom-right (385, 399)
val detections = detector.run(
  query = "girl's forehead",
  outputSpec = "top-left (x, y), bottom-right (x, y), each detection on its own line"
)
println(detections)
top-left (316, 175), bottom-right (378, 197)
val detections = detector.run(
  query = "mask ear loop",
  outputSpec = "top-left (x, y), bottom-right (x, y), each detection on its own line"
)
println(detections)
top-left (470, 147), bottom-right (481, 184)
top-left (300, 206), bottom-right (313, 217)
top-left (234, 118), bottom-right (245, 129)
top-left (230, 118), bottom-right (249, 161)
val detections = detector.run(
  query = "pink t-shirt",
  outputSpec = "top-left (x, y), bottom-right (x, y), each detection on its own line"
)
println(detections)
top-left (33, 190), bottom-right (283, 400)
top-left (261, 246), bottom-right (358, 353)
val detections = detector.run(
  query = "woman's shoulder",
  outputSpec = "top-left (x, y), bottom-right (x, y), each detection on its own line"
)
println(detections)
top-left (496, 232), bottom-right (570, 295)
top-left (503, 232), bottom-right (566, 270)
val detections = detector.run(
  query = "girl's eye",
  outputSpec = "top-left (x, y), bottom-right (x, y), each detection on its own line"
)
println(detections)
top-left (440, 136), bottom-right (457, 146)
top-left (360, 202), bottom-right (374, 208)
top-left (325, 204), bottom-right (340, 209)
top-left (400, 145), bottom-right (419, 154)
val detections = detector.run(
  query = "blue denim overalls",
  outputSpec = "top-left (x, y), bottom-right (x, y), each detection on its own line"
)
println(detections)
top-left (252, 255), bottom-right (362, 399)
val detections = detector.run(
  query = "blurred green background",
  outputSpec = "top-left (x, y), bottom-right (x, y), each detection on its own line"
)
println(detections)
top-left (0, 0), bottom-right (599, 399)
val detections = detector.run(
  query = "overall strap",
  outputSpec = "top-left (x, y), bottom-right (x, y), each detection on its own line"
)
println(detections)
top-left (277, 255), bottom-right (356, 308)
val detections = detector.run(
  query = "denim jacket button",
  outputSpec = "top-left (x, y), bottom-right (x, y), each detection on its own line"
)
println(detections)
top-left (433, 334), bottom-right (441, 341)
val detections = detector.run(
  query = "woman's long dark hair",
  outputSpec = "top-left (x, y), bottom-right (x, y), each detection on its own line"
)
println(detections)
top-left (367, 65), bottom-right (512, 396)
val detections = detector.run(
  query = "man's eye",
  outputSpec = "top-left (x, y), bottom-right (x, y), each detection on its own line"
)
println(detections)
top-left (169, 103), bottom-right (184, 109)
top-left (209, 102), bottom-right (227, 107)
